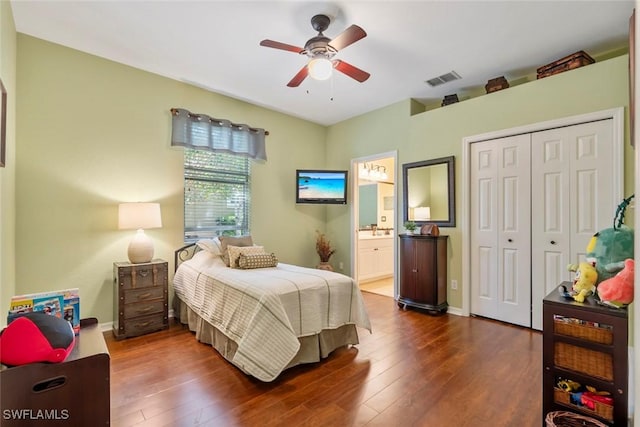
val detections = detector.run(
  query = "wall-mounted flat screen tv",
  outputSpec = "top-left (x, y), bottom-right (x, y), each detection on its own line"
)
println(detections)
top-left (296, 169), bottom-right (348, 204)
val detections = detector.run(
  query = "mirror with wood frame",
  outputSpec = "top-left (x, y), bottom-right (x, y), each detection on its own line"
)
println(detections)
top-left (402, 156), bottom-right (455, 227)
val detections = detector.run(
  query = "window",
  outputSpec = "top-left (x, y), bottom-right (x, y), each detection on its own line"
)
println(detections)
top-left (183, 148), bottom-right (250, 241)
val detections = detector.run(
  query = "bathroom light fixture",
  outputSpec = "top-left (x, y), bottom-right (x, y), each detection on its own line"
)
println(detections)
top-left (359, 163), bottom-right (388, 181)
top-left (118, 202), bottom-right (162, 264)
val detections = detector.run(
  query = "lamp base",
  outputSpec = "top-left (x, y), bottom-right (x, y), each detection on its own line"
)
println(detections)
top-left (128, 229), bottom-right (154, 264)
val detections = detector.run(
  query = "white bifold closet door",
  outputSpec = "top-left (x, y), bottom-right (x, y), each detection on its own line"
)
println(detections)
top-left (470, 134), bottom-right (531, 327)
top-left (530, 120), bottom-right (614, 330)
top-left (470, 119), bottom-right (615, 329)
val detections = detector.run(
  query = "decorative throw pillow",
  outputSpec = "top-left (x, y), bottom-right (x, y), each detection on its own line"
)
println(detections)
top-left (196, 238), bottom-right (222, 256)
top-left (238, 253), bottom-right (278, 269)
top-left (227, 245), bottom-right (265, 269)
top-left (219, 235), bottom-right (253, 266)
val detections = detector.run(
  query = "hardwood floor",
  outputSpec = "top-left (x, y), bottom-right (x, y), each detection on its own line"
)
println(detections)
top-left (106, 292), bottom-right (542, 427)
top-left (359, 277), bottom-right (394, 297)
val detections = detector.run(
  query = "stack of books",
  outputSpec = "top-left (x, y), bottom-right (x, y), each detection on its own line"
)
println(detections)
top-left (7, 288), bottom-right (80, 334)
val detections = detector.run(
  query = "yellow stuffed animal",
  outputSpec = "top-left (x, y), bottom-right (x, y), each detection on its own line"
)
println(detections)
top-left (567, 262), bottom-right (598, 303)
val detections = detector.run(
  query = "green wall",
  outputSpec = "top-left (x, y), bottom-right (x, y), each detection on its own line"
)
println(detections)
top-left (0, 1), bottom-right (17, 324)
top-left (10, 33), bottom-right (635, 320)
top-left (15, 35), bottom-right (326, 324)
top-left (327, 55), bottom-right (634, 310)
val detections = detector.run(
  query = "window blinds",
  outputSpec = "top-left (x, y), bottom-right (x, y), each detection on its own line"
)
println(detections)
top-left (183, 149), bottom-right (250, 241)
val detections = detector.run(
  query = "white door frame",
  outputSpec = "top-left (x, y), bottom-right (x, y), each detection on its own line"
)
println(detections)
top-left (350, 151), bottom-right (398, 293)
top-left (461, 107), bottom-right (624, 318)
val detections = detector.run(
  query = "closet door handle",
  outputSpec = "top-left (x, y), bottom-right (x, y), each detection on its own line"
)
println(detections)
top-left (550, 240), bottom-right (556, 245)
top-left (507, 238), bottom-right (513, 243)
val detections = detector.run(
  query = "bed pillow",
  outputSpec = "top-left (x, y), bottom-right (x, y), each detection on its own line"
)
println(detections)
top-left (227, 245), bottom-right (265, 269)
top-left (196, 238), bottom-right (222, 256)
top-left (238, 253), bottom-right (278, 269)
top-left (188, 250), bottom-right (225, 269)
top-left (219, 235), bottom-right (254, 266)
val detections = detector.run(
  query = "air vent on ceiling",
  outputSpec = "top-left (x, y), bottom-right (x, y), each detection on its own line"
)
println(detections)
top-left (425, 71), bottom-right (462, 87)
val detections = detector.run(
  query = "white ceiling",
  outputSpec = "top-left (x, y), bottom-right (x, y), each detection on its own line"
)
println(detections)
top-left (10, 0), bottom-right (636, 126)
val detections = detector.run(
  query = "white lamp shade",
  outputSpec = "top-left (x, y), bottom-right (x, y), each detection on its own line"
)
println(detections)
top-left (308, 57), bottom-right (333, 80)
top-left (414, 206), bottom-right (431, 220)
top-left (118, 203), bottom-right (162, 230)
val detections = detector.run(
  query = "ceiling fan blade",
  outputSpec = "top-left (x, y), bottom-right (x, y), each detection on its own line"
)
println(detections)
top-left (287, 66), bottom-right (309, 87)
top-left (328, 25), bottom-right (367, 51)
top-left (260, 39), bottom-right (304, 54)
top-left (333, 60), bottom-right (370, 83)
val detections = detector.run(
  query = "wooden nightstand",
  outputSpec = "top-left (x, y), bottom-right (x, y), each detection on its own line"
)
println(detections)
top-left (113, 259), bottom-right (168, 339)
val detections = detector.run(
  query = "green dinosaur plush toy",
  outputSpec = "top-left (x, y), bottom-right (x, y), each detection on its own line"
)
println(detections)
top-left (586, 195), bottom-right (634, 284)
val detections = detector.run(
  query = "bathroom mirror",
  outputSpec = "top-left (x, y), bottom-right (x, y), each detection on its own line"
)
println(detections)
top-left (402, 156), bottom-right (455, 227)
top-left (358, 182), bottom-right (394, 229)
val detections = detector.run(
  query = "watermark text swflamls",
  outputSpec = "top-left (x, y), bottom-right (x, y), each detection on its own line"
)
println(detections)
top-left (2, 409), bottom-right (69, 420)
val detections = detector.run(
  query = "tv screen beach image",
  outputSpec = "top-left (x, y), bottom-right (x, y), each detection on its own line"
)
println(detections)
top-left (298, 172), bottom-right (345, 199)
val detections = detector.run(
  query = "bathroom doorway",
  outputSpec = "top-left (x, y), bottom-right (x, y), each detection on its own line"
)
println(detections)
top-left (351, 152), bottom-right (397, 298)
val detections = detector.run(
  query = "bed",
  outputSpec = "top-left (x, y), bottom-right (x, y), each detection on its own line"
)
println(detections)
top-left (172, 238), bottom-right (372, 382)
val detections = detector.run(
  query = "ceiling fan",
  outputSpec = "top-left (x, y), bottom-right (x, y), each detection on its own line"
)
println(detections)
top-left (260, 14), bottom-right (370, 87)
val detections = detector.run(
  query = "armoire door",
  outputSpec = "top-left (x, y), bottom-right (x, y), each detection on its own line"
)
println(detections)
top-left (530, 119), bottom-right (614, 330)
top-left (470, 134), bottom-right (531, 327)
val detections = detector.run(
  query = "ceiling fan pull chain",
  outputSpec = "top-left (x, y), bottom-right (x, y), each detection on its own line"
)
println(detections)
top-left (330, 75), bottom-right (334, 101)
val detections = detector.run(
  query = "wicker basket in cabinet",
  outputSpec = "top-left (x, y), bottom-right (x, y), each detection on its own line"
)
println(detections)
top-left (542, 286), bottom-right (628, 426)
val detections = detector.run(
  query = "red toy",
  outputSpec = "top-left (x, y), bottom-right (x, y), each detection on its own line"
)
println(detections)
top-left (581, 391), bottom-right (613, 410)
top-left (0, 312), bottom-right (75, 366)
top-left (596, 258), bottom-right (634, 307)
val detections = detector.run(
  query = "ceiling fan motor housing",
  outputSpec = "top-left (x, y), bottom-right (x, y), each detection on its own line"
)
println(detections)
top-left (304, 35), bottom-right (335, 57)
top-left (303, 15), bottom-right (336, 58)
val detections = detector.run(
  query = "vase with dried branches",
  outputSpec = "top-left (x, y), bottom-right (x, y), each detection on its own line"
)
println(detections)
top-left (316, 230), bottom-right (335, 270)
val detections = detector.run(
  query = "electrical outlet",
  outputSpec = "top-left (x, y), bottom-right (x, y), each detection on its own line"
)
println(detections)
top-left (451, 279), bottom-right (458, 290)
top-left (339, 262), bottom-right (344, 270)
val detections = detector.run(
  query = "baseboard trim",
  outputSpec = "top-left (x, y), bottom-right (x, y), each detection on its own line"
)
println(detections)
top-left (99, 321), bottom-right (113, 333)
top-left (446, 306), bottom-right (464, 317)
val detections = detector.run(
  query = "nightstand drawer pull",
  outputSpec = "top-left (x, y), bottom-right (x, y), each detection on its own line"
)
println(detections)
top-left (115, 261), bottom-right (167, 290)
top-left (123, 287), bottom-right (164, 304)
top-left (136, 321), bottom-right (152, 328)
top-left (123, 300), bottom-right (164, 318)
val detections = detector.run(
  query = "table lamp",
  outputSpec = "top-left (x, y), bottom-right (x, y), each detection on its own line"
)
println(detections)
top-left (118, 202), bottom-right (162, 264)
top-left (414, 206), bottom-right (431, 221)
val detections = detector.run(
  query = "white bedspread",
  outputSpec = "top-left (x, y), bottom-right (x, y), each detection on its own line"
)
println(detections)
top-left (173, 251), bottom-right (371, 381)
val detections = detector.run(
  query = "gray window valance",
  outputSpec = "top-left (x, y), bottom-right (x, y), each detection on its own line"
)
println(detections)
top-left (170, 108), bottom-right (267, 161)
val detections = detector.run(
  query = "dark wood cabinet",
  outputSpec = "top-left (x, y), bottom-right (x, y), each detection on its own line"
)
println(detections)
top-left (0, 322), bottom-right (110, 426)
top-left (398, 234), bottom-right (448, 313)
top-left (542, 287), bottom-right (628, 426)
top-left (113, 259), bottom-right (168, 339)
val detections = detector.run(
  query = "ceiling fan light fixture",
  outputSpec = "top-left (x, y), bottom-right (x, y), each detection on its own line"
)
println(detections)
top-left (260, 15), bottom-right (368, 87)
top-left (308, 57), bottom-right (333, 80)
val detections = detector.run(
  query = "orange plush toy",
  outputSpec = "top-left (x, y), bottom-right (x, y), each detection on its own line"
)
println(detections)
top-left (596, 258), bottom-right (634, 308)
